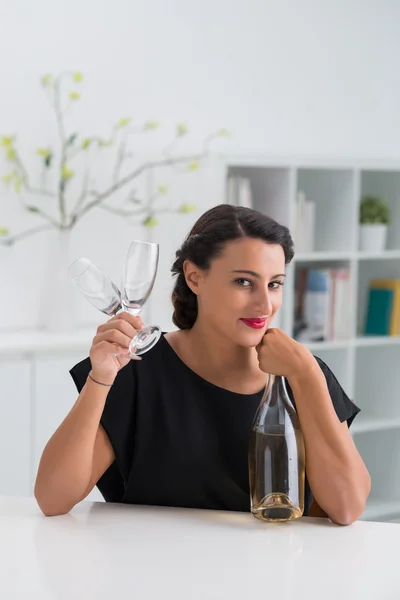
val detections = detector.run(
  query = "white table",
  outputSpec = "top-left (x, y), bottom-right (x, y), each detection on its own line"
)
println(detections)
top-left (1, 496), bottom-right (399, 600)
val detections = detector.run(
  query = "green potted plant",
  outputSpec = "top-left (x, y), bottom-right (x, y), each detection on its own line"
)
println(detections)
top-left (359, 195), bottom-right (390, 252)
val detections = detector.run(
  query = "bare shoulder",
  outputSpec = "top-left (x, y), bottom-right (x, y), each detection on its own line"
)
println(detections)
top-left (163, 330), bottom-right (187, 353)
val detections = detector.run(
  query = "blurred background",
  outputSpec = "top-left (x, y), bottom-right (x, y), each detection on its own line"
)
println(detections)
top-left (1, 0), bottom-right (400, 521)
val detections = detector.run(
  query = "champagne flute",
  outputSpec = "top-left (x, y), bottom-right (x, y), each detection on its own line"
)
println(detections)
top-left (68, 240), bottom-right (161, 358)
top-left (118, 239), bottom-right (161, 356)
top-left (68, 257), bottom-right (122, 316)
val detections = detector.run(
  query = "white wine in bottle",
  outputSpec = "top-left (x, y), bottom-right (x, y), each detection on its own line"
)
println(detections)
top-left (248, 375), bottom-right (305, 523)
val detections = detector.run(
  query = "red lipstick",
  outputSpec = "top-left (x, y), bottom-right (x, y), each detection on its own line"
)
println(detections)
top-left (240, 317), bottom-right (267, 329)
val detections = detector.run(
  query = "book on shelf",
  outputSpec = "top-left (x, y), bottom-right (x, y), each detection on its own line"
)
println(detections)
top-left (226, 176), bottom-right (253, 208)
top-left (364, 279), bottom-right (400, 336)
top-left (293, 190), bottom-right (316, 253)
top-left (294, 267), bottom-right (350, 343)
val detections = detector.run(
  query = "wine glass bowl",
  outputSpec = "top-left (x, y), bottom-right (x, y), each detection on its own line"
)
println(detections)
top-left (68, 257), bottom-right (122, 316)
top-left (122, 240), bottom-right (161, 355)
top-left (122, 240), bottom-right (159, 313)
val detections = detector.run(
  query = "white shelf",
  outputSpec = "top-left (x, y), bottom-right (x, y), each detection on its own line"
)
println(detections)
top-left (352, 417), bottom-right (400, 435)
top-left (294, 251), bottom-right (353, 263)
top-left (303, 336), bottom-right (400, 351)
top-left (224, 153), bottom-right (400, 171)
top-left (355, 336), bottom-right (400, 348)
top-left (295, 250), bottom-right (400, 263)
top-left (304, 340), bottom-right (351, 352)
top-left (361, 499), bottom-right (400, 522)
top-left (357, 250), bottom-right (400, 260)
top-left (0, 328), bottom-right (94, 357)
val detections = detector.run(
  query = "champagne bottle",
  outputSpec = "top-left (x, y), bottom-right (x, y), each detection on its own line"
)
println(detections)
top-left (248, 375), bottom-right (305, 522)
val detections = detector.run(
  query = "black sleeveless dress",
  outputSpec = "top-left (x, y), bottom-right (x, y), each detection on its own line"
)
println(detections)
top-left (70, 334), bottom-right (360, 514)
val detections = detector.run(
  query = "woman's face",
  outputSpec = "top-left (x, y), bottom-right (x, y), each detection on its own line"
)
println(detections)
top-left (184, 237), bottom-right (286, 347)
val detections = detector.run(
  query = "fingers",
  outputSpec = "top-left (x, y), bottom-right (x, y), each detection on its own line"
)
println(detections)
top-left (98, 312), bottom-right (142, 333)
top-left (91, 340), bottom-right (130, 358)
top-left (118, 312), bottom-right (143, 330)
top-left (98, 318), bottom-right (138, 340)
top-left (93, 329), bottom-right (132, 350)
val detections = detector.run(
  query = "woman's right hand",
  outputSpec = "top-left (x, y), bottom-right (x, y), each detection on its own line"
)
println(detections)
top-left (89, 312), bottom-right (143, 385)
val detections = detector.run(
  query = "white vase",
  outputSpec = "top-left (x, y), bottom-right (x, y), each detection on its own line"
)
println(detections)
top-left (359, 224), bottom-right (388, 252)
top-left (38, 229), bottom-right (75, 333)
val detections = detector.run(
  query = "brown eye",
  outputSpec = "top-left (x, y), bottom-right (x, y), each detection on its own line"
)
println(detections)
top-left (234, 278), bottom-right (252, 288)
top-left (269, 281), bottom-right (284, 290)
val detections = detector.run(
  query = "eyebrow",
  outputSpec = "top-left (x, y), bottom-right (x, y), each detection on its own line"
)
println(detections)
top-left (230, 270), bottom-right (286, 279)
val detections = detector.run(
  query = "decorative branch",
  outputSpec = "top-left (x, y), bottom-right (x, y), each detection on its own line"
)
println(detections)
top-left (113, 126), bottom-right (130, 183)
top-left (74, 151), bottom-right (208, 224)
top-left (21, 204), bottom-right (60, 228)
top-left (53, 75), bottom-right (68, 226)
top-left (0, 223), bottom-right (53, 246)
top-left (0, 71), bottom-right (231, 246)
top-left (70, 167), bottom-right (91, 221)
top-left (98, 204), bottom-right (147, 217)
top-left (13, 150), bottom-right (57, 199)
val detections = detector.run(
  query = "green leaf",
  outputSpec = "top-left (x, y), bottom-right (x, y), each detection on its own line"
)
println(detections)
top-left (67, 133), bottom-right (78, 146)
top-left (142, 216), bottom-right (159, 228)
top-left (37, 147), bottom-right (53, 167)
top-left (1, 136), bottom-right (14, 148)
top-left (41, 73), bottom-right (53, 87)
top-left (0, 227), bottom-right (9, 236)
top-left (61, 163), bottom-right (74, 180)
top-left (217, 128), bottom-right (231, 137)
top-left (27, 206), bottom-right (40, 213)
top-left (117, 118), bottom-right (132, 128)
top-left (157, 184), bottom-right (169, 195)
top-left (98, 139), bottom-right (114, 147)
top-left (179, 203), bottom-right (197, 213)
top-left (6, 148), bottom-right (16, 161)
top-left (360, 196), bottom-right (391, 225)
top-left (72, 72), bottom-right (84, 83)
top-left (176, 122), bottom-right (188, 137)
top-left (69, 92), bottom-right (80, 100)
top-left (144, 120), bottom-right (160, 130)
top-left (1, 172), bottom-right (15, 185)
top-left (36, 147), bottom-right (51, 157)
top-left (13, 177), bottom-right (22, 193)
top-left (187, 161), bottom-right (199, 171)
top-left (81, 138), bottom-right (92, 149)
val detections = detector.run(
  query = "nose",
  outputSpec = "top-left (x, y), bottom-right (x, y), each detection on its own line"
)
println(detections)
top-left (256, 287), bottom-right (273, 317)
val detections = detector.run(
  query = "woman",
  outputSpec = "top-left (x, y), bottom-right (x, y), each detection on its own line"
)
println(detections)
top-left (34, 204), bottom-right (370, 523)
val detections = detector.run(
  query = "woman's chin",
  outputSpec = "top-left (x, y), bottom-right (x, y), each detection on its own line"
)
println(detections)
top-left (234, 328), bottom-right (266, 348)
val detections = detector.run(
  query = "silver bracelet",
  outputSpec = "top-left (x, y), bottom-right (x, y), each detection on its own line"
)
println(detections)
top-left (88, 371), bottom-right (113, 387)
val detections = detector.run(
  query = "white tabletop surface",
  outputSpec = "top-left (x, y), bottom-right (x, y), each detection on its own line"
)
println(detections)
top-left (1, 496), bottom-right (399, 600)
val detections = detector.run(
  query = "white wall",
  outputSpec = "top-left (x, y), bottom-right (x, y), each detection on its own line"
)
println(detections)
top-left (1, 0), bottom-right (400, 333)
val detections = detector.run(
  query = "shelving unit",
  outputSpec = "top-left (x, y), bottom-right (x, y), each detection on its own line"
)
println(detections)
top-left (226, 158), bottom-right (400, 522)
top-left (2, 154), bottom-right (400, 522)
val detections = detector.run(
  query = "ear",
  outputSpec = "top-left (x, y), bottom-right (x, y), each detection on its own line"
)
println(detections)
top-left (183, 259), bottom-right (203, 295)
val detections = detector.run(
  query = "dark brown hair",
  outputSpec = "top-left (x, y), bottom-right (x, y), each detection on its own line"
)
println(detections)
top-left (171, 204), bottom-right (294, 329)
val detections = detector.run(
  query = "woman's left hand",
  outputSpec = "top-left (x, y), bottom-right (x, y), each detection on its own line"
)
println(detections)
top-left (256, 327), bottom-right (316, 381)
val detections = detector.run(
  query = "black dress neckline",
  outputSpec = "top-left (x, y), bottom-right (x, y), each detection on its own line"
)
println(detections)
top-left (159, 334), bottom-right (266, 399)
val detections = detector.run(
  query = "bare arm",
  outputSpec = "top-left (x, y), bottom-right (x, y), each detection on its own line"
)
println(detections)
top-left (34, 378), bottom-right (115, 516)
top-left (256, 328), bottom-right (371, 526)
top-left (34, 312), bottom-right (142, 517)
top-left (288, 363), bottom-right (371, 526)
